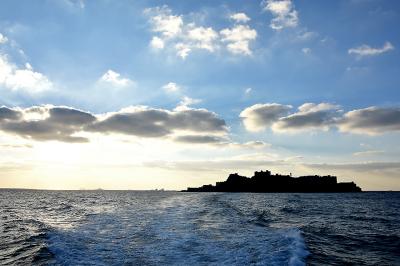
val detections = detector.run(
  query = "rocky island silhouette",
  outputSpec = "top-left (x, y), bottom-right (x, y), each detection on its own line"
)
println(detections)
top-left (183, 170), bottom-right (362, 192)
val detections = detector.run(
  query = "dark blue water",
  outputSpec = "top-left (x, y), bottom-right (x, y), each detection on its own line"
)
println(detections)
top-left (0, 191), bottom-right (399, 265)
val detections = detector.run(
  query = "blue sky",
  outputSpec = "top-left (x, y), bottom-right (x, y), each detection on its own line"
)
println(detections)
top-left (0, 0), bottom-right (399, 190)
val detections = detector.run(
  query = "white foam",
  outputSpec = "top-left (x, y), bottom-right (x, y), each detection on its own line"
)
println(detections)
top-left (45, 192), bottom-right (310, 265)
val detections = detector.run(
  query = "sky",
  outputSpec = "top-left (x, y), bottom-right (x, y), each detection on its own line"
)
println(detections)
top-left (0, 0), bottom-right (399, 190)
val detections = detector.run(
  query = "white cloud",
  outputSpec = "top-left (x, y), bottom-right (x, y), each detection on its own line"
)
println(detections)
top-left (178, 96), bottom-right (202, 108)
top-left (230, 13), bottom-right (251, 23)
top-left (146, 6), bottom-right (183, 38)
top-left (240, 103), bottom-right (292, 132)
top-left (220, 25), bottom-right (257, 55)
top-left (302, 47), bottom-right (311, 54)
top-left (263, 0), bottom-right (299, 30)
top-left (0, 55), bottom-right (52, 93)
top-left (228, 140), bottom-right (271, 149)
top-left (162, 82), bottom-right (180, 93)
top-left (146, 6), bottom-right (220, 59)
top-left (245, 87), bottom-right (252, 94)
top-left (0, 33), bottom-right (8, 44)
top-left (187, 26), bottom-right (219, 52)
top-left (295, 30), bottom-right (317, 41)
top-left (175, 43), bottom-right (191, 59)
top-left (150, 36), bottom-right (165, 49)
top-left (348, 42), bottom-right (394, 58)
top-left (146, 6), bottom-right (258, 58)
top-left (353, 150), bottom-right (384, 157)
top-left (99, 70), bottom-right (134, 87)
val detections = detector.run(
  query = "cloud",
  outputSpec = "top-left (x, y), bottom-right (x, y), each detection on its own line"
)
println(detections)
top-left (162, 82), bottom-right (180, 93)
top-left (174, 43), bottom-right (191, 59)
top-left (145, 6), bottom-right (256, 58)
top-left (263, 0), bottom-right (299, 30)
top-left (150, 36), bottom-right (165, 49)
top-left (227, 140), bottom-right (271, 149)
top-left (338, 106), bottom-right (400, 135)
top-left (99, 70), bottom-right (134, 87)
top-left (0, 55), bottom-right (52, 93)
top-left (63, 0), bottom-right (85, 10)
top-left (240, 103), bottom-right (340, 133)
top-left (220, 25), bottom-right (257, 55)
top-left (0, 143), bottom-right (33, 149)
top-left (240, 103), bottom-right (292, 132)
top-left (174, 135), bottom-right (225, 144)
top-left (0, 33), bottom-right (8, 44)
top-left (90, 106), bottom-right (227, 138)
top-left (304, 161), bottom-right (400, 172)
top-left (0, 105), bottom-right (228, 143)
top-left (0, 106), bottom-right (95, 143)
top-left (302, 47), bottom-right (311, 54)
top-left (272, 103), bottom-right (341, 132)
top-left (0, 106), bottom-right (22, 121)
top-left (245, 87), bottom-right (252, 94)
top-left (143, 157), bottom-right (286, 172)
top-left (146, 6), bottom-right (183, 38)
top-left (177, 96), bottom-right (202, 108)
top-left (173, 135), bottom-right (270, 149)
top-left (295, 30), bottom-right (317, 41)
top-left (353, 150), bottom-right (384, 157)
top-left (187, 26), bottom-right (219, 52)
top-left (242, 103), bottom-right (400, 135)
top-left (88, 108), bottom-right (172, 138)
top-left (146, 6), bottom-right (219, 59)
top-left (348, 42), bottom-right (394, 58)
top-left (230, 13), bottom-right (251, 23)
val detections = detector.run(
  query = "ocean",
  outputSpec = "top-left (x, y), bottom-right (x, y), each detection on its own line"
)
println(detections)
top-left (0, 190), bottom-right (399, 265)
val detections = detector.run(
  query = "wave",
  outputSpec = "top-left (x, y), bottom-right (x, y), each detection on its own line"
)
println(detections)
top-left (42, 193), bottom-right (309, 265)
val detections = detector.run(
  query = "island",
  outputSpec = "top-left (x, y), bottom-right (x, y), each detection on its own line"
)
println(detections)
top-left (183, 170), bottom-right (362, 192)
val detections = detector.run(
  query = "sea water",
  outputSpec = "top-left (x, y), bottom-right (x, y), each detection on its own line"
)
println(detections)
top-left (0, 190), bottom-right (399, 265)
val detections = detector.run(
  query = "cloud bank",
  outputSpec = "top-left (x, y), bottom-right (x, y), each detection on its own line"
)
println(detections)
top-left (241, 103), bottom-right (400, 135)
top-left (338, 106), bottom-right (400, 135)
top-left (0, 105), bottom-right (227, 143)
